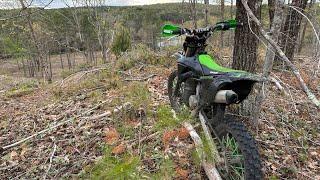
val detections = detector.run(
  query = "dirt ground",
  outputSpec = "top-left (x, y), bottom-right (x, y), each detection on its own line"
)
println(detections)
top-left (0, 54), bottom-right (319, 179)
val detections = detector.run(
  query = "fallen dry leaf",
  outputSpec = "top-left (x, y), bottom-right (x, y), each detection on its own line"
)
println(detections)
top-left (162, 130), bottom-right (177, 149)
top-left (177, 127), bottom-right (189, 140)
top-left (10, 151), bottom-right (18, 161)
top-left (104, 128), bottom-right (119, 145)
top-left (176, 167), bottom-right (189, 179)
top-left (112, 144), bottom-right (126, 155)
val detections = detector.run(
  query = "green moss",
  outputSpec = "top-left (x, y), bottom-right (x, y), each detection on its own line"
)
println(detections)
top-left (269, 175), bottom-right (279, 180)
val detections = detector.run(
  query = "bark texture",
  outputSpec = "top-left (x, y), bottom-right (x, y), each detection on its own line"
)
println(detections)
top-left (232, 0), bottom-right (262, 73)
top-left (297, 0), bottom-right (315, 53)
top-left (268, 0), bottom-right (275, 27)
top-left (253, 0), bottom-right (285, 124)
top-left (275, 0), bottom-right (308, 64)
top-left (204, 0), bottom-right (209, 26)
top-left (220, 0), bottom-right (225, 48)
top-left (241, 0), bottom-right (320, 108)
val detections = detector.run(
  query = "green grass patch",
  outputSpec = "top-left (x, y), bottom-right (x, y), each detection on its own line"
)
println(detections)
top-left (53, 68), bottom-right (122, 99)
top-left (154, 105), bottom-right (182, 131)
top-left (80, 147), bottom-right (141, 179)
top-left (124, 82), bottom-right (151, 110)
top-left (5, 80), bottom-right (38, 98)
top-left (150, 158), bottom-right (176, 179)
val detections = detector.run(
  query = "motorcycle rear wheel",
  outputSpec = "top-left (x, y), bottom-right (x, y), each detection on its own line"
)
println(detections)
top-left (211, 115), bottom-right (263, 180)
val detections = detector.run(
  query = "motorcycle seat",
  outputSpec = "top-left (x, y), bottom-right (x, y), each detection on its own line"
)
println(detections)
top-left (198, 54), bottom-right (262, 82)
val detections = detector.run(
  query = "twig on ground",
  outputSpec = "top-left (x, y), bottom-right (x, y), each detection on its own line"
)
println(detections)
top-left (128, 132), bottom-right (160, 148)
top-left (86, 111), bottom-right (112, 120)
top-left (43, 143), bottom-right (57, 180)
top-left (59, 67), bottom-right (109, 87)
top-left (1, 101), bottom-right (108, 152)
top-left (124, 74), bottom-right (156, 81)
top-left (270, 77), bottom-right (287, 95)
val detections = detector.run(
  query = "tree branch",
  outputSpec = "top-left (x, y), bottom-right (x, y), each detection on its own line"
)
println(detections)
top-left (241, 0), bottom-right (320, 108)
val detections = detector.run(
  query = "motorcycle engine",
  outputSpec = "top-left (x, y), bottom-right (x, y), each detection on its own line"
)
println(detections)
top-left (182, 78), bottom-right (196, 107)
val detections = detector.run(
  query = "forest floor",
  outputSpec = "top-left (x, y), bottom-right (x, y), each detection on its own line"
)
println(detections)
top-left (0, 53), bottom-right (319, 179)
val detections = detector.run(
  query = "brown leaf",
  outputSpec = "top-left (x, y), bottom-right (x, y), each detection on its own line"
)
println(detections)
top-left (111, 144), bottom-right (126, 155)
top-left (177, 127), bottom-right (189, 140)
top-left (104, 128), bottom-right (119, 145)
top-left (20, 147), bottom-right (28, 158)
top-left (10, 151), bottom-right (18, 160)
top-left (176, 167), bottom-right (189, 179)
top-left (162, 130), bottom-right (177, 149)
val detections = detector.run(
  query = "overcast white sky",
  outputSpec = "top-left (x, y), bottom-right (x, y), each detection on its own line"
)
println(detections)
top-left (0, 0), bottom-right (317, 9)
top-left (0, 0), bottom-right (183, 9)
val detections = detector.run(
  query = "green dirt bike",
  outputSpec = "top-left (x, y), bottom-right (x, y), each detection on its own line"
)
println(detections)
top-left (163, 20), bottom-right (263, 179)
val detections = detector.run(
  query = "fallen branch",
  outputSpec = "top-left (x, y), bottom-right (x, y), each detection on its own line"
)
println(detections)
top-left (59, 67), bottom-right (109, 87)
top-left (87, 111), bottom-right (112, 120)
top-left (1, 101), bottom-right (108, 152)
top-left (171, 110), bottom-right (222, 180)
top-left (183, 122), bottom-right (222, 180)
top-left (241, 0), bottom-right (320, 108)
top-left (270, 77), bottom-right (287, 95)
top-left (124, 74), bottom-right (156, 81)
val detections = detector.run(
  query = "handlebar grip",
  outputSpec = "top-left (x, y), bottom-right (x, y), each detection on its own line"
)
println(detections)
top-left (171, 29), bottom-right (182, 35)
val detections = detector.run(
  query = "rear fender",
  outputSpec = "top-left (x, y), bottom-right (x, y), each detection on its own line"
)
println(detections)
top-left (199, 76), bottom-right (257, 105)
top-left (222, 80), bottom-right (257, 102)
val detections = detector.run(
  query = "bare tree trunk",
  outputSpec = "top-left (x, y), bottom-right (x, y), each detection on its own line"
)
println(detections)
top-left (22, 58), bottom-right (27, 77)
top-left (268, 0), bottom-right (276, 27)
top-left (253, 0), bottom-right (285, 125)
top-left (16, 59), bottom-right (21, 71)
top-left (241, 0), bottom-right (320, 107)
top-left (59, 51), bottom-right (64, 69)
top-left (66, 49), bottom-right (71, 70)
top-left (228, 0), bottom-right (234, 46)
top-left (190, 0), bottom-right (197, 28)
top-left (274, 0), bottom-right (308, 65)
top-left (233, 0), bottom-right (261, 73)
top-left (220, 0), bottom-right (225, 48)
top-left (297, 0), bottom-right (315, 53)
top-left (48, 53), bottom-right (52, 82)
top-left (204, 0), bottom-right (209, 26)
top-left (19, 0), bottom-right (50, 81)
top-left (233, 0), bottom-right (262, 116)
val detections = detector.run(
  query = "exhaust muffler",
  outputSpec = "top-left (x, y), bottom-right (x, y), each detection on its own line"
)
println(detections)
top-left (214, 90), bottom-right (238, 104)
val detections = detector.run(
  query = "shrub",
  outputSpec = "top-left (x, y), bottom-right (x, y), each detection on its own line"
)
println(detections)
top-left (112, 25), bottom-right (131, 57)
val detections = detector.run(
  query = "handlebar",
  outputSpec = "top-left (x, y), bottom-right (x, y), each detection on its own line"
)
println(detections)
top-left (179, 21), bottom-right (243, 36)
top-left (162, 20), bottom-right (242, 38)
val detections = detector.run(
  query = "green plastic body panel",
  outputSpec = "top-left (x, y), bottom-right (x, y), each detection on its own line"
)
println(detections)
top-left (162, 24), bottom-right (180, 37)
top-left (198, 54), bottom-right (243, 73)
